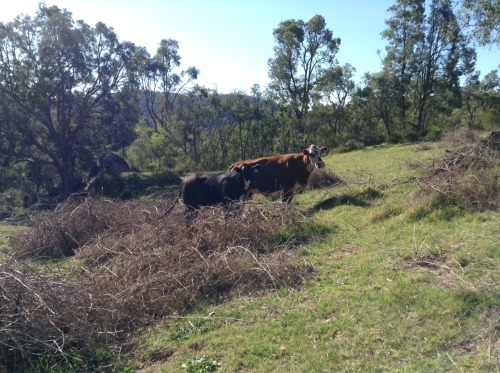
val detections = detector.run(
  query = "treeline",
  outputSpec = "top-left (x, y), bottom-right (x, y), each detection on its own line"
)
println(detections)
top-left (0, 1), bottom-right (499, 206)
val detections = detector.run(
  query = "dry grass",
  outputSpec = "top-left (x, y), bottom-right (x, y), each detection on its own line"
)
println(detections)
top-left (1, 198), bottom-right (310, 370)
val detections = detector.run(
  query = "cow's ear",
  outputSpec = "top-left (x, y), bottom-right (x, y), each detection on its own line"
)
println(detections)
top-left (302, 149), bottom-right (310, 156)
top-left (321, 147), bottom-right (329, 155)
top-left (253, 164), bottom-right (262, 172)
top-left (233, 166), bottom-right (243, 173)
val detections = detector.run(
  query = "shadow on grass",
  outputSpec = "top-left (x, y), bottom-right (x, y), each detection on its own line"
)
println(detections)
top-left (309, 188), bottom-right (383, 213)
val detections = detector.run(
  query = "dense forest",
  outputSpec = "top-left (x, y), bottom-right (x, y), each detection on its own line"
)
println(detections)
top-left (0, 0), bottom-right (498, 209)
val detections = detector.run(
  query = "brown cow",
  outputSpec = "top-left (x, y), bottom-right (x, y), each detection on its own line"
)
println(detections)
top-left (228, 144), bottom-right (328, 203)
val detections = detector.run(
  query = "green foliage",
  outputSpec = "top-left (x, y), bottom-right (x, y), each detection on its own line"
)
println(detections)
top-left (457, 70), bottom-right (500, 130)
top-left (31, 348), bottom-right (114, 373)
top-left (381, 0), bottom-right (476, 139)
top-left (458, 0), bottom-right (500, 47)
top-left (312, 64), bottom-right (357, 145)
top-left (126, 125), bottom-right (174, 172)
top-left (0, 189), bottom-right (25, 220)
top-left (268, 14), bottom-right (341, 149)
top-left (182, 356), bottom-right (220, 372)
top-left (0, 5), bottom-right (141, 196)
top-left (170, 319), bottom-right (216, 342)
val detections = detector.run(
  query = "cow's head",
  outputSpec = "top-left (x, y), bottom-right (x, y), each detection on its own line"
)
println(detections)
top-left (303, 144), bottom-right (328, 170)
top-left (233, 163), bottom-right (262, 190)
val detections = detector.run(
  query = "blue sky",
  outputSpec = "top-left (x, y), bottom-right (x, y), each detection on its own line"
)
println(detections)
top-left (3, 0), bottom-right (499, 94)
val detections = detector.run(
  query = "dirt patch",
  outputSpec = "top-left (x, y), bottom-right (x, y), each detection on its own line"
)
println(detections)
top-left (403, 252), bottom-right (477, 290)
top-left (331, 244), bottom-right (363, 260)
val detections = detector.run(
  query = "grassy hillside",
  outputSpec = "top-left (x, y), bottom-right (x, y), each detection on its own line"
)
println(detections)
top-left (1, 134), bottom-right (498, 372)
top-left (132, 140), bottom-right (498, 372)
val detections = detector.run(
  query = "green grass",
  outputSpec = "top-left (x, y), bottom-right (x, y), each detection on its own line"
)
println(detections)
top-left (130, 142), bottom-right (499, 372)
top-left (0, 223), bottom-right (27, 253)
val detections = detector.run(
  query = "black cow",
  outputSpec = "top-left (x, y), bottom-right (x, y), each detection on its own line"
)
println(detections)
top-left (179, 163), bottom-right (261, 217)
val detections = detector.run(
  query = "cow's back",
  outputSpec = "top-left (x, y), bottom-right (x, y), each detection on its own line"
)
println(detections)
top-left (217, 173), bottom-right (246, 201)
top-left (181, 174), bottom-right (221, 208)
top-left (181, 172), bottom-right (244, 208)
top-left (230, 153), bottom-right (308, 195)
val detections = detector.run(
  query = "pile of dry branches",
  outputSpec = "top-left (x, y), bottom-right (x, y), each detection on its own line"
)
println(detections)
top-left (0, 258), bottom-right (98, 371)
top-left (422, 129), bottom-right (500, 211)
top-left (1, 197), bottom-right (311, 370)
top-left (307, 168), bottom-right (346, 189)
top-left (11, 197), bottom-right (155, 258)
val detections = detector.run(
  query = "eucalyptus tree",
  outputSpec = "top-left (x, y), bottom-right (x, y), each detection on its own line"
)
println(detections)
top-left (168, 86), bottom-right (214, 170)
top-left (138, 39), bottom-right (199, 133)
top-left (458, 0), bottom-right (500, 48)
top-left (480, 69), bottom-right (500, 113)
top-left (268, 14), bottom-right (340, 149)
top-left (245, 84), bottom-right (279, 159)
top-left (461, 72), bottom-right (483, 127)
top-left (461, 69), bottom-right (500, 127)
top-left (360, 72), bottom-right (400, 140)
top-left (382, 0), bottom-right (425, 131)
top-left (0, 4), bottom-right (140, 195)
top-left (382, 0), bottom-right (475, 137)
top-left (411, 0), bottom-right (475, 136)
top-left (312, 63), bottom-right (357, 144)
top-left (348, 83), bottom-right (382, 143)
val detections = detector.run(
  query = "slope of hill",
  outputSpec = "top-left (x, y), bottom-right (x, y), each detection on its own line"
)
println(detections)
top-left (134, 137), bottom-right (498, 372)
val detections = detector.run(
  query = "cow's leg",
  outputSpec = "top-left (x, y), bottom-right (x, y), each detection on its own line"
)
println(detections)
top-left (282, 189), bottom-right (294, 203)
top-left (184, 206), bottom-right (198, 223)
top-left (244, 190), bottom-right (252, 200)
top-left (223, 200), bottom-right (242, 220)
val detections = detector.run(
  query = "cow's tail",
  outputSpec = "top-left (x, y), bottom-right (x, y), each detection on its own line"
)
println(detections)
top-left (165, 186), bottom-right (182, 215)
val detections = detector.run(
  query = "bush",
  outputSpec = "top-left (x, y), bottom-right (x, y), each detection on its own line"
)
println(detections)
top-left (0, 189), bottom-right (25, 220)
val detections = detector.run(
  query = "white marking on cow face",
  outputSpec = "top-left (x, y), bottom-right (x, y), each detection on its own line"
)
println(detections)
top-left (244, 179), bottom-right (253, 190)
top-left (235, 164), bottom-right (262, 191)
top-left (303, 144), bottom-right (328, 171)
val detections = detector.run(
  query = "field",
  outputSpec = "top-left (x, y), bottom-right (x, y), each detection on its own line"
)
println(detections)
top-left (1, 133), bottom-right (499, 372)
top-left (136, 136), bottom-right (499, 372)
